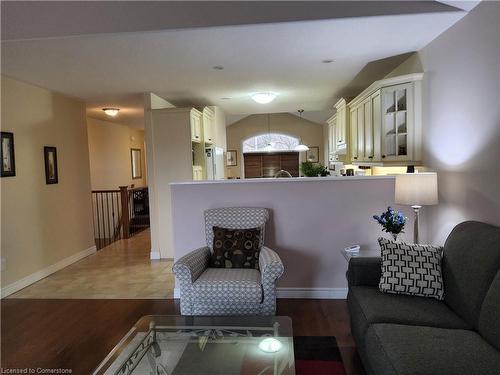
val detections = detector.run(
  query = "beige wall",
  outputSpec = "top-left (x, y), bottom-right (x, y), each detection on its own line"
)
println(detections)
top-left (226, 113), bottom-right (324, 178)
top-left (388, 2), bottom-right (500, 244)
top-left (87, 117), bottom-right (147, 190)
top-left (1, 76), bottom-right (94, 290)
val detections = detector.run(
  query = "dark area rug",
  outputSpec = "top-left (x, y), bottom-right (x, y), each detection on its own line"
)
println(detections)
top-left (294, 336), bottom-right (346, 375)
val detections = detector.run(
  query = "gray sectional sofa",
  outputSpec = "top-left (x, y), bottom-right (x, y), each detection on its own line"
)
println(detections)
top-left (347, 221), bottom-right (500, 375)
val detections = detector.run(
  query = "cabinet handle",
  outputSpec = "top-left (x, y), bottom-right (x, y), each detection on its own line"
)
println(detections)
top-left (338, 140), bottom-right (342, 143)
top-left (368, 156), bottom-right (373, 159)
top-left (195, 136), bottom-right (199, 139)
top-left (382, 155), bottom-right (386, 158)
top-left (353, 157), bottom-right (358, 160)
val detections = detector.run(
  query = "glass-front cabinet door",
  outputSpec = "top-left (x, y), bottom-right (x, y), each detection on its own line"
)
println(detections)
top-left (381, 83), bottom-right (413, 161)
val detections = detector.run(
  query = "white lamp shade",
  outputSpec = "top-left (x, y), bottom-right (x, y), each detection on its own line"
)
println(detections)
top-left (395, 172), bottom-right (438, 206)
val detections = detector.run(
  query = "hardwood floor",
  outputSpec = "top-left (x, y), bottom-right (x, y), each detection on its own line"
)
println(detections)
top-left (1, 298), bottom-right (365, 375)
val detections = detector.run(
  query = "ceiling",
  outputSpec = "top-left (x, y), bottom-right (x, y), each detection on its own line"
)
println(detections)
top-left (1, 1), bottom-right (474, 128)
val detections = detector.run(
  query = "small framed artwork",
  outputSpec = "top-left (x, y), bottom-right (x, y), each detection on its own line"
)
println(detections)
top-left (44, 146), bottom-right (58, 184)
top-left (306, 146), bottom-right (319, 163)
top-left (130, 148), bottom-right (142, 179)
top-left (1, 132), bottom-right (16, 177)
top-left (226, 150), bottom-right (237, 166)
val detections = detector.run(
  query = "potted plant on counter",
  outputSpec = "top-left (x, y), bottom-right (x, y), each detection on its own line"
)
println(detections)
top-left (300, 161), bottom-right (330, 177)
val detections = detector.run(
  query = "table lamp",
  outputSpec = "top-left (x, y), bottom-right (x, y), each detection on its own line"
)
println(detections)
top-left (395, 172), bottom-right (438, 243)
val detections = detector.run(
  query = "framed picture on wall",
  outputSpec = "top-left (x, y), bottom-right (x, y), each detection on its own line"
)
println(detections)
top-left (131, 148), bottom-right (142, 179)
top-left (1, 132), bottom-right (16, 177)
top-left (306, 146), bottom-right (319, 163)
top-left (226, 150), bottom-right (237, 166)
top-left (44, 146), bottom-right (58, 184)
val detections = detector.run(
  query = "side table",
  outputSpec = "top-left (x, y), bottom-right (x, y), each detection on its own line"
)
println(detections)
top-left (341, 247), bottom-right (380, 261)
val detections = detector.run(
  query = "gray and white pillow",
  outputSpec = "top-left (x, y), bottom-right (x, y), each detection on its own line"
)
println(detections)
top-left (378, 237), bottom-right (444, 300)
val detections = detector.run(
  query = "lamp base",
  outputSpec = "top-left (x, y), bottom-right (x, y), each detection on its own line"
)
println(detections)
top-left (411, 205), bottom-right (422, 244)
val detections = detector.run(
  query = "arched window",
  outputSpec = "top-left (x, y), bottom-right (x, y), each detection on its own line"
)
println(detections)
top-left (242, 133), bottom-right (300, 153)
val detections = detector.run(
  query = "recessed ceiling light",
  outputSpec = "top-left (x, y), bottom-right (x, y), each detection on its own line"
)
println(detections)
top-left (102, 108), bottom-right (120, 117)
top-left (251, 92), bottom-right (277, 104)
top-left (322, 59), bottom-right (335, 64)
top-left (213, 65), bottom-right (224, 70)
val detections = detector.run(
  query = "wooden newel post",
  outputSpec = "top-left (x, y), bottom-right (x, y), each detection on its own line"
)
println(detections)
top-left (119, 186), bottom-right (130, 239)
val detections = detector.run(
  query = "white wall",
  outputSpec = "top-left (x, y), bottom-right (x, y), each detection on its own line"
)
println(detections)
top-left (171, 177), bottom-right (415, 294)
top-left (388, 2), bottom-right (500, 243)
top-left (1, 76), bottom-right (95, 295)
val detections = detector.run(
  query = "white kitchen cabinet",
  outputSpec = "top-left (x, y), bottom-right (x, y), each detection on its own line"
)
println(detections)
top-left (381, 83), bottom-right (414, 162)
top-left (150, 107), bottom-right (216, 184)
top-left (334, 98), bottom-right (348, 152)
top-left (350, 108), bottom-right (359, 162)
top-left (190, 110), bottom-right (202, 143)
top-left (370, 91), bottom-right (382, 161)
top-left (347, 73), bottom-right (422, 164)
top-left (356, 102), bottom-right (365, 161)
top-left (326, 114), bottom-right (337, 159)
top-left (192, 165), bottom-right (203, 180)
top-left (362, 97), bottom-right (373, 161)
top-left (202, 107), bottom-right (215, 144)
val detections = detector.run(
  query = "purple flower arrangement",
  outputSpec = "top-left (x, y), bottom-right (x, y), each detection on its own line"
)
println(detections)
top-left (373, 207), bottom-right (407, 236)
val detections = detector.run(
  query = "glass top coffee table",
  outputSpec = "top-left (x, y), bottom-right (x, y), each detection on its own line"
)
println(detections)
top-left (93, 315), bottom-right (295, 375)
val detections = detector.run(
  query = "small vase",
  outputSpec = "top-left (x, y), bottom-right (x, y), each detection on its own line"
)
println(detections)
top-left (391, 233), bottom-right (399, 242)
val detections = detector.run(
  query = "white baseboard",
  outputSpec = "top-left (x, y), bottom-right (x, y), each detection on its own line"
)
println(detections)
top-left (1, 245), bottom-right (97, 298)
top-left (173, 287), bottom-right (347, 300)
top-left (276, 287), bottom-right (348, 299)
top-left (150, 251), bottom-right (161, 260)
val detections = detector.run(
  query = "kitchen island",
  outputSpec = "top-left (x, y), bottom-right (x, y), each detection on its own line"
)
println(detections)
top-left (170, 176), bottom-right (414, 298)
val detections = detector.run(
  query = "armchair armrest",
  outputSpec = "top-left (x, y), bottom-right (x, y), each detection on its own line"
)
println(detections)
top-left (259, 246), bottom-right (284, 315)
top-left (347, 257), bottom-right (381, 287)
top-left (259, 246), bottom-right (284, 282)
top-left (173, 246), bottom-right (211, 283)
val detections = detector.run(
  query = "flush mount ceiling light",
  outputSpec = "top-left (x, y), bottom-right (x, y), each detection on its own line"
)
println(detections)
top-left (258, 337), bottom-right (282, 353)
top-left (251, 92), bottom-right (277, 104)
top-left (102, 108), bottom-right (120, 117)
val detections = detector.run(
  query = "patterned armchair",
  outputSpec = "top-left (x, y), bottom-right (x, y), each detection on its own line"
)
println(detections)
top-left (173, 207), bottom-right (284, 316)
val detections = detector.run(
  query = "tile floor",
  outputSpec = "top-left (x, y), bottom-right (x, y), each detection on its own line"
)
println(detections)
top-left (9, 229), bottom-right (175, 299)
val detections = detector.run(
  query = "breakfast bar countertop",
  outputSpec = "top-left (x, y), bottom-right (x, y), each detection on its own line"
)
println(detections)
top-left (170, 175), bottom-right (395, 185)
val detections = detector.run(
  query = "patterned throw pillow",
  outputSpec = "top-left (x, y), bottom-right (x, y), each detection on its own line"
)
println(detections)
top-left (378, 237), bottom-right (444, 300)
top-left (210, 226), bottom-right (262, 269)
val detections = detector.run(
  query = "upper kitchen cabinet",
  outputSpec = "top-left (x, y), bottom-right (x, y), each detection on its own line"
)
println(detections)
top-left (327, 98), bottom-right (349, 163)
top-left (190, 109), bottom-right (203, 143)
top-left (202, 107), bottom-right (215, 144)
top-left (334, 98), bottom-right (348, 156)
top-left (327, 113), bottom-right (337, 161)
top-left (347, 73), bottom-right (423, 164)
top-left (381, 83), bottom-right (415, 162)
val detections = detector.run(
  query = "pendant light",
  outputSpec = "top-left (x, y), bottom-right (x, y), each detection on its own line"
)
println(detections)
top-left (294, 109), bottom-right (309, 151)
top-left (263, 113), bottom-right (274, 152)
